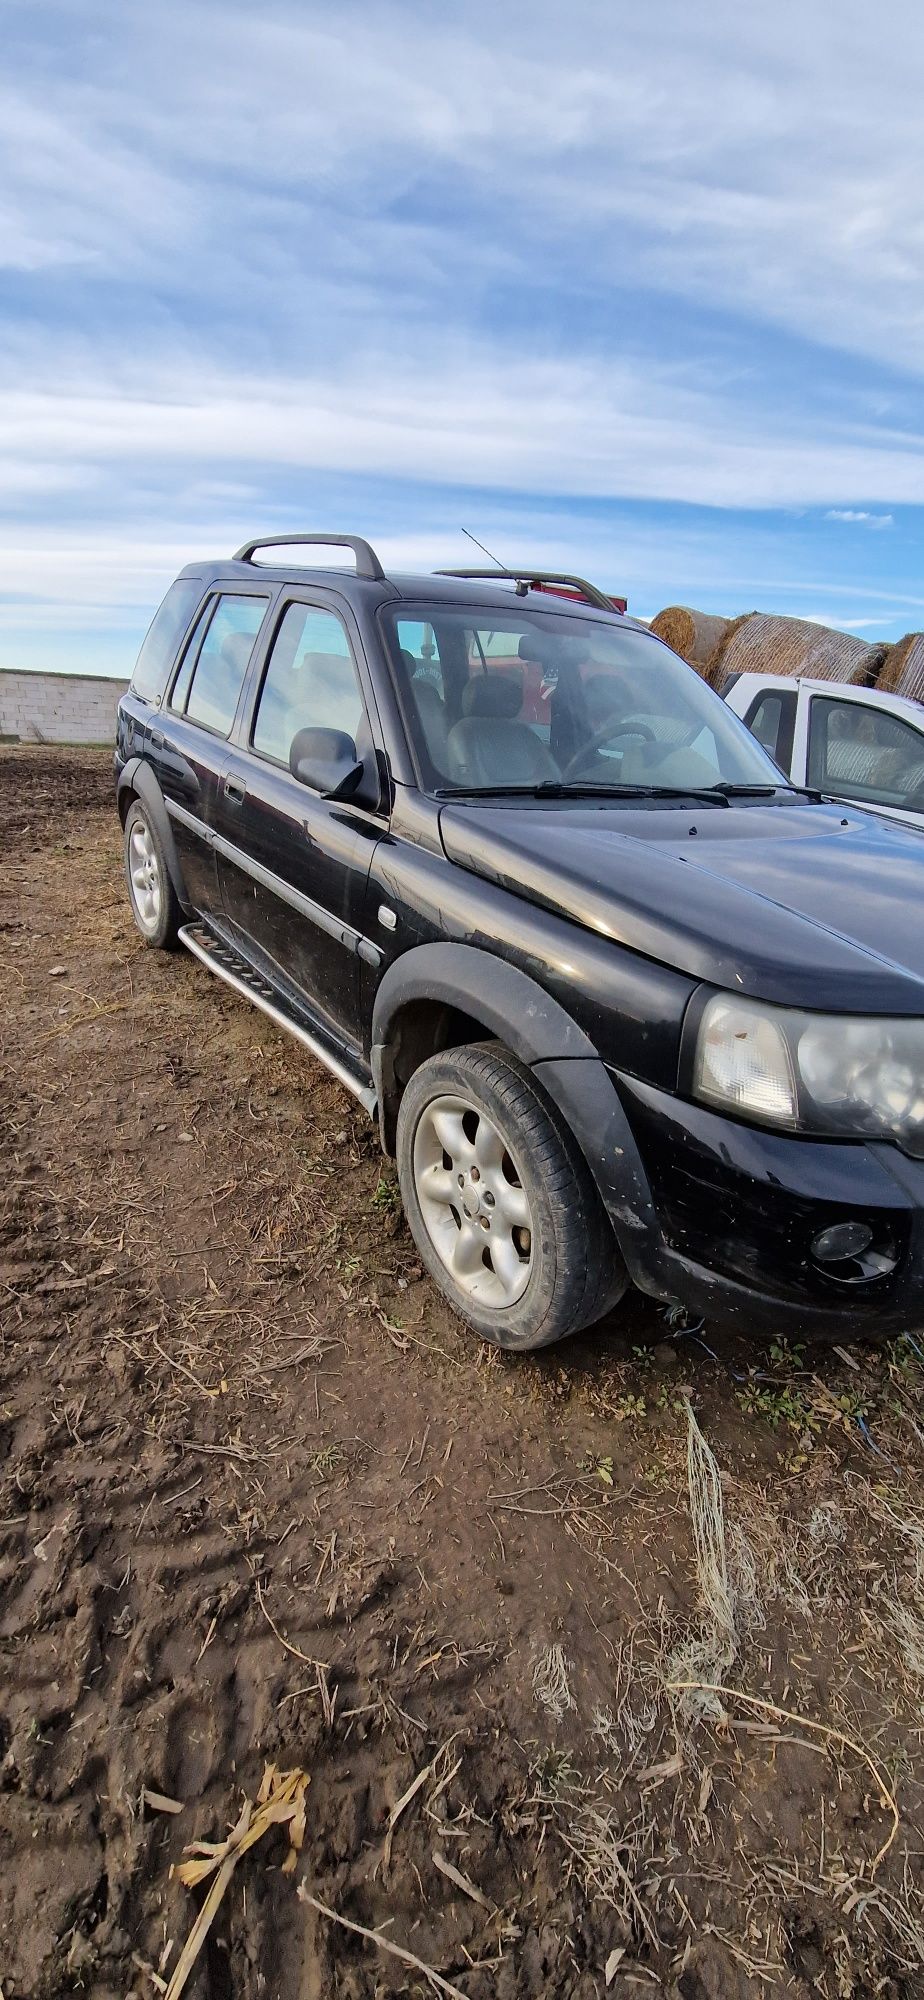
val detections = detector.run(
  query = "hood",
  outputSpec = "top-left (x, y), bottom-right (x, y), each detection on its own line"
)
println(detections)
top-left (438, 798), bottom-right (924, 1012)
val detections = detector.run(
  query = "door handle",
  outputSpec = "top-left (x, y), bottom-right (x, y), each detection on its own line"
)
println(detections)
top-left (149, 729), bottom-right (164, 748)
top-left (224, 776), bottom-right (246, 805)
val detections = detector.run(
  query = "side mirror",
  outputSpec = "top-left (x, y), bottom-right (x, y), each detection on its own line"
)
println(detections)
top-left (289, 727), bottom-right (364, 800)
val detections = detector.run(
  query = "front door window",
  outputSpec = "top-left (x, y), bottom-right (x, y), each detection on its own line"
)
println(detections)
top-left (808, 698), bottom-right (924, 811)
top-left (251, 603), bottom-right (366, 768)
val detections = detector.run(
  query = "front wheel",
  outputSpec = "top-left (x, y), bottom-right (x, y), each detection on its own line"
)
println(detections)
top-left (396, 1044), bottom-right (626, 1350)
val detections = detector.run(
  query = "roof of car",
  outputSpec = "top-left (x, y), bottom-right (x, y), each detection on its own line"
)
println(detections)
top-left (382, 570), bottom-right (635, 622)
top-left (178, 545), bottom-right (639, 626)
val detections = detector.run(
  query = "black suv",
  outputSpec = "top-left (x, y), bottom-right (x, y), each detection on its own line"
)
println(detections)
top-left (115, 534), bottom-right (924, 1349)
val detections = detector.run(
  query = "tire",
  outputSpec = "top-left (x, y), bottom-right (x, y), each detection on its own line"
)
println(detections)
top-left (123, 800), bottom-right (180, 949)
top-left (396, 1043), bottom-right (627, 1350)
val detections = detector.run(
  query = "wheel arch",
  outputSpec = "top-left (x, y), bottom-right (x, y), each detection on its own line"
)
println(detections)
top-left (117, 758), bottom-right (190, 910)
top-left (371, 942), bottom-right (596, 1154)
top-left (371, 943), bottom-right (660, 1264)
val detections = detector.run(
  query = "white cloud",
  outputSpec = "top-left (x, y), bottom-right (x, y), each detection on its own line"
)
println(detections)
top-left (0, 85), bottom-right (187, 275)
top-left (1, 0), bottom-right (923, 675)
top-left (1, 346), bottom-right (923, 514)
top-left (825, 509), bottom-right (894, 527)
top-left (802, 614), bottom-right (895, 629)
top-left (2, 0), bottom-right (924, 375)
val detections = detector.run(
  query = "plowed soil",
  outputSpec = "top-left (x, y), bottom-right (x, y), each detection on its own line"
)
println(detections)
top-left (3, 745), bottom-right (924, 2000)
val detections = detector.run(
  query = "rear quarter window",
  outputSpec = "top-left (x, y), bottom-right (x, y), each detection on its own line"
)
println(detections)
top-left (131, 580), bottom-right (205, 704)
top-left (130, 578), bottom-right (204, 704)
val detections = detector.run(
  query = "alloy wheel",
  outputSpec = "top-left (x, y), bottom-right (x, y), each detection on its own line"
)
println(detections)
top-left (128, 816), bottom-right (163, 933)
top-left (412, 1091), bottom-right (534, 1307)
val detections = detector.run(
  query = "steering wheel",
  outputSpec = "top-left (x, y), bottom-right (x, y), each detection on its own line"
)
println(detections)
top-left (560, 716), bottom-right (656, 782)
top-left (562, 713), bottom-right (708, 783)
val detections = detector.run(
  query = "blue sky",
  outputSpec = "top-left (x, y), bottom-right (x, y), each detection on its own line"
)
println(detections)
top-left (1, 0), bottom-right (923, 675)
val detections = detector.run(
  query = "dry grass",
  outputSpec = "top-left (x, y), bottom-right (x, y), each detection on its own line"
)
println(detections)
top-left (533, 1644), bottom-right (576, 1721)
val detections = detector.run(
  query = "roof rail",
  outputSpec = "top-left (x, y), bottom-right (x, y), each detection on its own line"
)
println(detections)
top-left (233, 533), bottom-right (386, 580)
top-left (436, 567), bottom-right (618, 614)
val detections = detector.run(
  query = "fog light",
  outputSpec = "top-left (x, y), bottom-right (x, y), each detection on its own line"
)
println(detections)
top-left (810, 1220), bottom-right (899, 1286)
top-left (812, 1221), bottom-right (874, 1265)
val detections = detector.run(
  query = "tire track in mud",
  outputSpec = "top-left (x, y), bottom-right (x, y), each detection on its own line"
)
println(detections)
top-left (0, 1122), bottom-right (517, 1997)
top-left (0, 1066), bottom-right (613, 2000)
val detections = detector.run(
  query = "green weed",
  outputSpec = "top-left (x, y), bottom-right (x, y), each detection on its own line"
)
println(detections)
top-left (372, 1175), bottom-right (401, 1214)
top-left (737, 1381), bottom-right (817, 1431)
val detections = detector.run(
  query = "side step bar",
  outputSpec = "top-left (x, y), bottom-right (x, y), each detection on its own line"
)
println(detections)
top-left (178, 922), bottom-right (377, 1116)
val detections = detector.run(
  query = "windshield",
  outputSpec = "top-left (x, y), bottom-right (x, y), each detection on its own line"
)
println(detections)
top-left (381, 604), bottom-right (785, 796)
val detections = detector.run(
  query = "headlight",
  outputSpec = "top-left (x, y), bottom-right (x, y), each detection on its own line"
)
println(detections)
top-left (692, 993), bottom-right (924, 1155)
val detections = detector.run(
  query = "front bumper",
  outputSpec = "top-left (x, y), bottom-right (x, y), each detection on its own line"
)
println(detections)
top-left (532, 1057), bottom-right (924, 1338)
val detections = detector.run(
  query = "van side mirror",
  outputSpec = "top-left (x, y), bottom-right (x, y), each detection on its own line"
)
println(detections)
top-left (289, 727), bottom-right (365, 800)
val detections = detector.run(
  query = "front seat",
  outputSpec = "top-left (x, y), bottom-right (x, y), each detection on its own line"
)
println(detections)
top-left (412, 679), bottom-right (449, 770)
top-left (399, 649), bottom-right (449, 770)
top-left (446, 672), bottom-right (559, 788)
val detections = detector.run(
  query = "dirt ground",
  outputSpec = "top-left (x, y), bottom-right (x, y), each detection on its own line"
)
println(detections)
top-left (3, 745), bottom-right (924, 2000)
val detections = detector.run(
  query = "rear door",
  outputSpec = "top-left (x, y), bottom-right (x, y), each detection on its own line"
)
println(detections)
top-left (152, 589), bottom-right (272, 915)
top-left (214, 593), bottom-right (387, 1049)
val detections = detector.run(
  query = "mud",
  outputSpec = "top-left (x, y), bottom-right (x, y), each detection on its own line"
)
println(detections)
top-left (2, 747), bottom-right (924, 1999)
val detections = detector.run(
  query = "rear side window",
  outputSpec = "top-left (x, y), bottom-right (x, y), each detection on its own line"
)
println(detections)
top-left (184, 595), bottom-right (269, 736)
top-left (130, 578), bottom-right (203, 703)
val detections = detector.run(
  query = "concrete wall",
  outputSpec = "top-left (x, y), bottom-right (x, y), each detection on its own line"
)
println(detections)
top-left (0, 670), bottom-right (128, 745)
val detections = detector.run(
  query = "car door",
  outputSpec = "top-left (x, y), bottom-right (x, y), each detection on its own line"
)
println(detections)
top-left (214, 593), bottom-right (386, 1049)
top-left (148, 589), bottom-right (273, 915)
top-left (806, 693), bottom-right (924, 827)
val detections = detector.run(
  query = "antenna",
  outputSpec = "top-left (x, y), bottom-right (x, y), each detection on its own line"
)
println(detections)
top-left (461, 526), bottom-right (507, 572)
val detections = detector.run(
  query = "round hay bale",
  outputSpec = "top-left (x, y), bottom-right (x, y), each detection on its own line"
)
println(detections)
top-left (701, 613), bottom-right (750, 689)
top-left (649, 606), bottom-right (732, 671)
top-left (876, 632), bottom-right (924, 705)
top-left (709, 613), bottom-right (885, 693)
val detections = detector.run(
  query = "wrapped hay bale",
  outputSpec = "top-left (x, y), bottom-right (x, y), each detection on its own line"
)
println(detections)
top-left (650, 605), bottom-right (732, 672)
top-left (876, 632), bottom-right (924, 705)
top-left (709, 613), bottom-right (885, 694)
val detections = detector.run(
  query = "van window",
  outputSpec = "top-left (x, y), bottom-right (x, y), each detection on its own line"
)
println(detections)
top-left (808, 698), bottom-right (924, 811)
top-left (748, 694), bottom-right (784, 758)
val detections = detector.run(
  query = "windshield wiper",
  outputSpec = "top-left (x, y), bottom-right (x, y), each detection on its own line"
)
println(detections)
top-left (435, 778), bottom-right (829, 807)
top-left (708, 782), bottom-right (783, 797)
top-left (434, 781), bottom-right (736, 805)
top-left (433, 783), bottom-right (576, 799)
top-left (549, 782), bottom-right (741, 804)
top-left (709, 781), bottom-right (832, 802)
